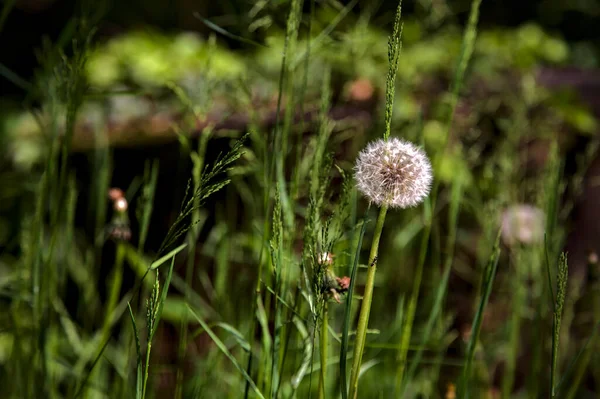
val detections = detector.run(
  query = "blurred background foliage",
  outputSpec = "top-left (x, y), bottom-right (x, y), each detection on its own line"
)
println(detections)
top-left (1, 0), bottom-right (600, 398)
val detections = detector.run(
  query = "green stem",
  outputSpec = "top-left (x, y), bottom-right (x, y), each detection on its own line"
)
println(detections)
top-left (319, 302), bottom-right (329, 399)
top-left (142, 340), bottom-right (152, 399)
top-left (348, 205), bottom-right (388, 399)
top-left (87, 242), bottom-right (125, 396)
top-left (395, 226), bottom-right (427, 386)
top-left (502, 253), bottom-right (525, 399)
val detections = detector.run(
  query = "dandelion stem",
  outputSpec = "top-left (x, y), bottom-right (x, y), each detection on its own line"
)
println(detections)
top-left (348, 205), bottom-right (388, 399)
top-left (319, 302), bottom-right (329, 399)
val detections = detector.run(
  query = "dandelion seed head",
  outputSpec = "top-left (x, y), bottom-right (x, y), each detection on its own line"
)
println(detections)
top-left (501, 204), bottom-right (544, 246)
top-left (354, 137), bottom-right (433, 208)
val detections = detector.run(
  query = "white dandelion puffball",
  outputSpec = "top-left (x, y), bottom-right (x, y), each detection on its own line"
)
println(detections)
top-left (501, 204), bottom-right (544, 246)
top-left (355, 138), bottom-right (433, 208)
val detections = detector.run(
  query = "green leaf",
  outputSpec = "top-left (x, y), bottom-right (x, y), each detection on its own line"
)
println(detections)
top-left (150, 243), bottom-right (187, 270)
top-left (187, 305), bottom-right (265, 399)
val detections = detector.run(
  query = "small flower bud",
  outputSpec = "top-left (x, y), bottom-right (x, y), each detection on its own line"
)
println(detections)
top-left (336, 276), bottom-right (351, 291)
top-left (354, 138), bottom-right (433, 208)
top-left (108, 188), bottom-right (125, 201)
top-left (114, 197), bottom-right (128, 212)
top-left (588, 251), bottom-right (598, 266)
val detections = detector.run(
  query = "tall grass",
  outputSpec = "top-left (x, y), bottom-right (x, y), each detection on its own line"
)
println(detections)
top-left (1, 0), bottom-right (598, 398)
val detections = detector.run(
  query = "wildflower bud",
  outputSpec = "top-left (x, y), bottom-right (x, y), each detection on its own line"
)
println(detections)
top-left (500, 204), bottom-right (544, 246)
top-left (114, 197), bottom-right (128, 212)
top-left (354, 138), bottom-right (432, 208)
top-left (108, 187), bottom-right (125, 201)
top-left (345, 78), bottom-right (375, 102)
top-left (588, 251), bottom-right (598, 266)
top-left (336, 276), bottom-right (351, 291)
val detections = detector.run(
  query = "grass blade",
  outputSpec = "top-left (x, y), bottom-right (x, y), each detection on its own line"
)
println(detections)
top-left (187, 305), bottom-right (265, 399)
top-left (457, 229), bottom-right (501, 398)
top-left (340, 217), bottom-right (367, 399)
top-left (401, 178), bottom-right (463, 394)
top-left (550, 253), bottom-right (569, 398)
top-left (150, 243), bottom-right (188, 270)
top-left (127, 304), bottom-right (143, 399)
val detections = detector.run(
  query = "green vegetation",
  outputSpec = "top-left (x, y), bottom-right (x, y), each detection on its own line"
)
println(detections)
top-left (0, 0), bottom-right (599, 398)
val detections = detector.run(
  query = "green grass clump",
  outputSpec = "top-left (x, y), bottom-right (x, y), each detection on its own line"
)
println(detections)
top-left (0, 0), bottom-right (599, 398)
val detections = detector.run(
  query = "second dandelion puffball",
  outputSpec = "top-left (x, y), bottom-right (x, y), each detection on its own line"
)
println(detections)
top-left (355, 137), bottom-right (433, 208)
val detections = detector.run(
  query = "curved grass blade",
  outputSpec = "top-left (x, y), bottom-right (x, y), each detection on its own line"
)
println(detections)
top-left (127, 304), bottom-right (143, 399)
top-left (187, 305), bottom-right (265, 399)
top-left (193, 12), bottom-right (268, 48)
top-left (150, 243), bottom-right (188, 270)
top-left (457, 229), bottom-right (501, 398)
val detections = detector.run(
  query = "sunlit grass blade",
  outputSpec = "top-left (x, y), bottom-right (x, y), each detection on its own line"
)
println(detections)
top-left (137, 159), bottom-right (159, 252)
top-left (457, 230), bottom-right (501, 398)
top-left (340, 218), bottom-right (367, 399)
top-left (127, 304), bottom-right (143, 399)
top-left (192, 322), bottom-right (252, 353)
top-left (187, 305), bottom-right (265, 399)
top-left (291, 316), bottom-right (311, 390)
top-left (558, 317), bottom-right (600, 398)
top-left (401, 178), bottom-right (463, 395)
top-left (150, 243), bottom-right (188, 270)
top-left (73, 337), bottom-right (111, 398)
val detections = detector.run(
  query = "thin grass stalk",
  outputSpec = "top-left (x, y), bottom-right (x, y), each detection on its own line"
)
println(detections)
top-left (268, 185), bottom-right (284, 397)
top-left (291, 0), bottom-right (315, 200)
top-left (175, 130), bottom-right (210, 399)
top-left (562, 320), bottom-right (600, 398)
top-left (550, 253), bottom-right (568, 397)
top-left (188, 306), bottom-right (265, 399)
top-left (528, 302), bottom-right (544, 398)
top-left (346, 3), bottom-right (401, 395)
top-left (457, 231), bottom-right (501, 398)
top-left (348, 205), bottom-right (388, 399)
top-left (501, 250), bottom-right (526, 399)
top-left (318, 303), bottom-right (329, 399)
top-left (246, 0), bottom-right (302, 393)
top-left (400, 178), bottom-right (463, 395)
top-left (395, 0), bottom-right (481, 388)
top-left (137, 159), bottom-right (159, 252)
top-left (274, 284), bottom-right (302, 397)
top-left (275, 0), bottom-right (302, 230)
top-left (104, 243), bottom-right (126, 339)
top-left (564, 257), bottom-right (600, 398)
top-left (340, 217), bottom-right (367, 399)
top-left (86, 241), bottom-right (125, 396)
top-left (564, 336), bottom-right (593, 399)
top-left (91, 128), bottom-right (111, 256)
top-left (127, 304), bottom-right (143, 399)
top-left (75, 131), bottom-right (240, 395)
top-left (142, 325), bottom-right (153, 399)
top-left (245, 139), bottom-right (273, 398)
